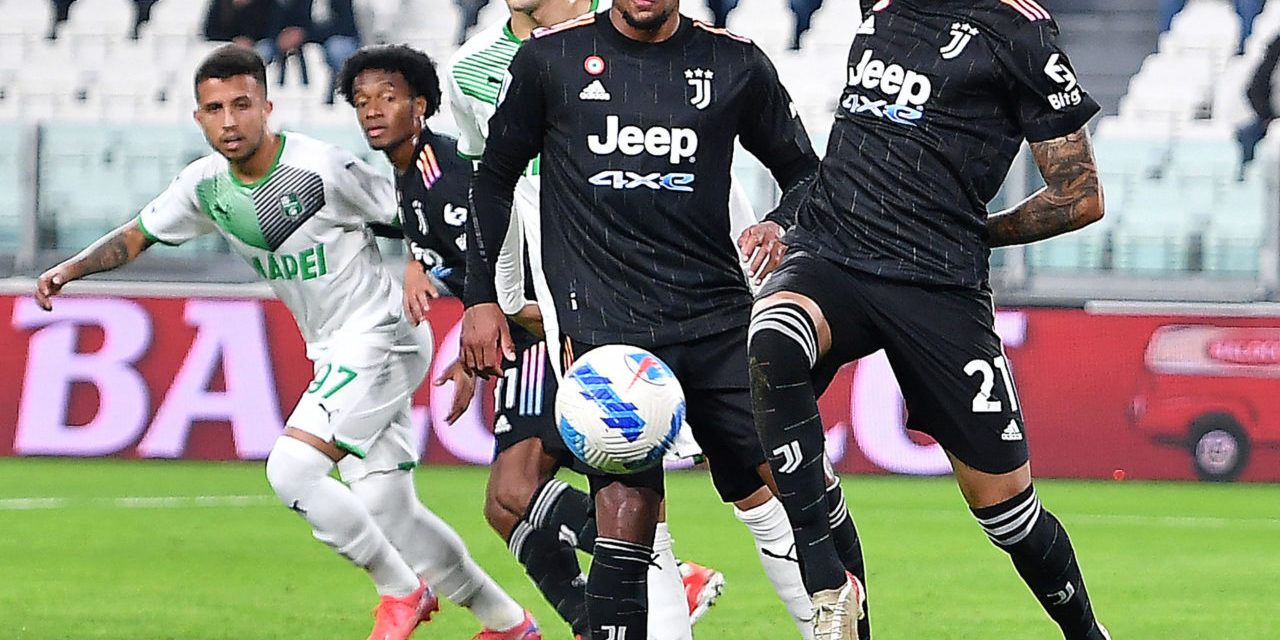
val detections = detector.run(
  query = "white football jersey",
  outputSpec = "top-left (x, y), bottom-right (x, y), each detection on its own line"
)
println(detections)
top-left (137, 132), bottom-right (405, 350)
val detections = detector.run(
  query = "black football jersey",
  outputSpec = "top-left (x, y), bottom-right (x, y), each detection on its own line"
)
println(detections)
top-left (787, 0), bottom-right (1100, 288)
top-left (467, 12), bottom-right (817, 347)
top-left (398, 129), bottom-right (471, 295)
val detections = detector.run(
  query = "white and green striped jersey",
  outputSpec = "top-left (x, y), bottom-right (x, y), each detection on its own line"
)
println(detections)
top-left (445, 19), bottom-right (523, 161)
top-left (137, 132), bottom-right (405, 350)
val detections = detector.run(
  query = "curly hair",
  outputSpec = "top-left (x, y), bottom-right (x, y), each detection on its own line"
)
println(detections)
top-left (337, 45), bottom-right (442, 116)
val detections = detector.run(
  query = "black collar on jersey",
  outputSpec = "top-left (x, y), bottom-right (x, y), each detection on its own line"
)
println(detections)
top-left (595, 11), bottom-right (696, 53)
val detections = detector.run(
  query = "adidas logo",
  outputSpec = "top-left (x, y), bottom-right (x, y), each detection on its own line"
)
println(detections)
top-left (1001, 420), bottom-right (1023, 441)
top-left (579, 79), bottom-right (611, 101)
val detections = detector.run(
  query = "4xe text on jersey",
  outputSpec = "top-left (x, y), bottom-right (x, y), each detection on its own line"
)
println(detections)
top-left (587, 115), bottom-right (698, 164)
top-left (844, 50), bottom-right (933, 126)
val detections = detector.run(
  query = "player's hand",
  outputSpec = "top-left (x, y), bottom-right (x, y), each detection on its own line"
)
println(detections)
top-left (738, 221), bottom-right (787, 284)
top-left (34, 264), bottom-right (76, 311)
top-left (460, 302), bottom-right (514, 378)
top-left (403, 260), bottom-right (439, 326)
top-left (510, 303), bottom-right (544, 337)
top-left (433, 358), bottom-right (477, 424)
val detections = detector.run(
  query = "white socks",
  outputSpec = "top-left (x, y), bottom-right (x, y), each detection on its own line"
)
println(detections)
top-left (647, 522), bottom-right (694, 640)
top-left (265, 436), bottom-right (419, 597)
top-left (348, 469), bottom-right (526, 632)
top-left (735, 497), bottom-right (815, 640)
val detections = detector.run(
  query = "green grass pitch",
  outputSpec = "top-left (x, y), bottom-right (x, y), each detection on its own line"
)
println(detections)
top-left (1, 459), bottom-right (1277, 639)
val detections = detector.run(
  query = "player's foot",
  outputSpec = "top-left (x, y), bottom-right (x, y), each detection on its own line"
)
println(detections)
top-left (678, 560), bottom-right (726, 624)
top-left (810, 572), bottom-right (865, 640)
top-left (368, 579), bottom-right (439, 640)
top-left (471, 610), bottom-right (541, 639)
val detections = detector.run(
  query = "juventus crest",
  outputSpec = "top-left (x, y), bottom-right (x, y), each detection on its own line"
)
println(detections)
top-left (940, 22), bottom-right (979, 59)
top-left (684, 68), bottom-right (713, 110)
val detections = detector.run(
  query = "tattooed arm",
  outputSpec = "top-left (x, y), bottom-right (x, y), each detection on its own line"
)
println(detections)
top-left (987, 125), bottom-right (1105, 247)
top-left (35, 219), bottom-right (155, 310)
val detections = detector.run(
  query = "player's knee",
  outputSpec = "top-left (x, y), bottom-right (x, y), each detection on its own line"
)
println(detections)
top-left (483, 496), bottom-right (519, 539)
top-left (748, 301), bottom-right (819, 379)
top-left (265, 436), bottom-right (332, 504)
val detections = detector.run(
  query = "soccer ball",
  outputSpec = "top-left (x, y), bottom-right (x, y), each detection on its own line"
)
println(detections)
top-left (556, 344), bottom-right (686, 474)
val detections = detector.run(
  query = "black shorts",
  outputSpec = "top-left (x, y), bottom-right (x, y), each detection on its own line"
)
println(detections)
top-left (493, 320), bottom-right (583, 471)
top-left (563, 327), bottom-right (767, 503)
top-left (758, 251), bottom-right (1030, 475)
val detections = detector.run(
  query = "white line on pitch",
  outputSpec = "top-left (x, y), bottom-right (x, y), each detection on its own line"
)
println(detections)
top-left (0, 495), bottom-right (277, 510)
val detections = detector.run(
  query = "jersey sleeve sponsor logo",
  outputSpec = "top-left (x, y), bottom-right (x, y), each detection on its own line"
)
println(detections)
top-left (684, 68), bottom-right (714, 110)
top-left (1000, 0), bottom-right (1051, 21)
top-left (843, 50), bottom-right (932, 126)
top-left (586, 115), bottom-right (699, 164)
top-left (1043, 52), bottom-right (1083, 110)
top-left (940, 23), bottom-right (979, 60)
top-left (584, 55), bottom-right (606, 75)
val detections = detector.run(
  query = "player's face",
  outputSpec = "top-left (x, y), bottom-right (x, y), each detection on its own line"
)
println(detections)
top-left (193, 74), bottom-right (271, 162)
top-left (615, 0), bottom-right (679, 31)
top-left (351, 69), bottom-right (426, 151)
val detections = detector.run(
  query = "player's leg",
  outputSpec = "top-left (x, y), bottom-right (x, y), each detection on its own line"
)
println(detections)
top-left (586, 472), bottom-right (665, 640)
top-left (874, 284), bottom-right (1107, 640)
top-left (749, 253), bottom-right (879, 639)
top-left (488, 327), bottom-right (593, 634)
top-left (487, 439), bottom-right (590, 636)
top-left (269, 345), bottom-right (436, 640)
top-left (266, 429), bottom-right (422, 599)
top-left (342, 416), bottom-right (536, 638)
top-left (668, 330), bottom-right (814, 638)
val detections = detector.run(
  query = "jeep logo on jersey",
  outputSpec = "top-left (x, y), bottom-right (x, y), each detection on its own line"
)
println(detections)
top-left (586, 115), bottom-right (698, 164)
top-left (848, 50), bottom-right (932, 107)
top-left (279, 193), bottom-right (303, 218)
top-left (685, 68), bottom-right (713, 110)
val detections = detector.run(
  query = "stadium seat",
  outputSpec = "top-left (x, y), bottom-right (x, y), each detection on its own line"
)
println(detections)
top-left (0, 119), bottom-right (25, 252)
top-left (1202, 176), bottom-right (1268, 273)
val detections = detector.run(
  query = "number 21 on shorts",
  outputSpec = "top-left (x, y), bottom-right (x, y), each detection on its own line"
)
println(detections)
top-left (964, 355), bottom-right (1019, 414)
top-left (306, 363), bottom-right (358, 399)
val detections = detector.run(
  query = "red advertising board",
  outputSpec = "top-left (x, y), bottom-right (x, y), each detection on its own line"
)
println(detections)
top-left (3, 293), bottom-right (1278, 482)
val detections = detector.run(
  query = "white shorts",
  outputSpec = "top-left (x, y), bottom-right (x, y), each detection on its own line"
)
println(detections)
top-left (288, 322), bottom-right (434, 480)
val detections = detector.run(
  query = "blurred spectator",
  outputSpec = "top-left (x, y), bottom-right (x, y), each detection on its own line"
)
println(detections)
top-left (256, 0), bottom-right (362, 104)
top-left (205, 0), bottom-right (273, 49)
top-left (706, 0), bottom-right (736, 28)
top-left (789, 0), bottom-right (823, 50)
top-left (1237, 33), bottom-right (1280, 173)
top-left (1160, 0), bottom-right (1266, 53)
top-left (701, 0), bottom-right (822, 50)
top-left (48, 0), bottom-right (160, 40)
top-left (455, 0), bottom-right (486, 46)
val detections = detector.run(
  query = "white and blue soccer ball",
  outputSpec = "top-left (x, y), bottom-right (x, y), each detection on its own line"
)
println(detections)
top-left (556, 344), bottom-right (686, 474)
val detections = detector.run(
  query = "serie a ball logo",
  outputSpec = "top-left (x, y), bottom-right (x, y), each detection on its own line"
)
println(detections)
top-left (556, 345), bottom-right (686, 474)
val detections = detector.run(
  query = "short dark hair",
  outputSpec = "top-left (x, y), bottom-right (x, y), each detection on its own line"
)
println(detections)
top-left (337, 45), bottom-right (442, 117)
top-left (194, 44), bottom-right (269, 99)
